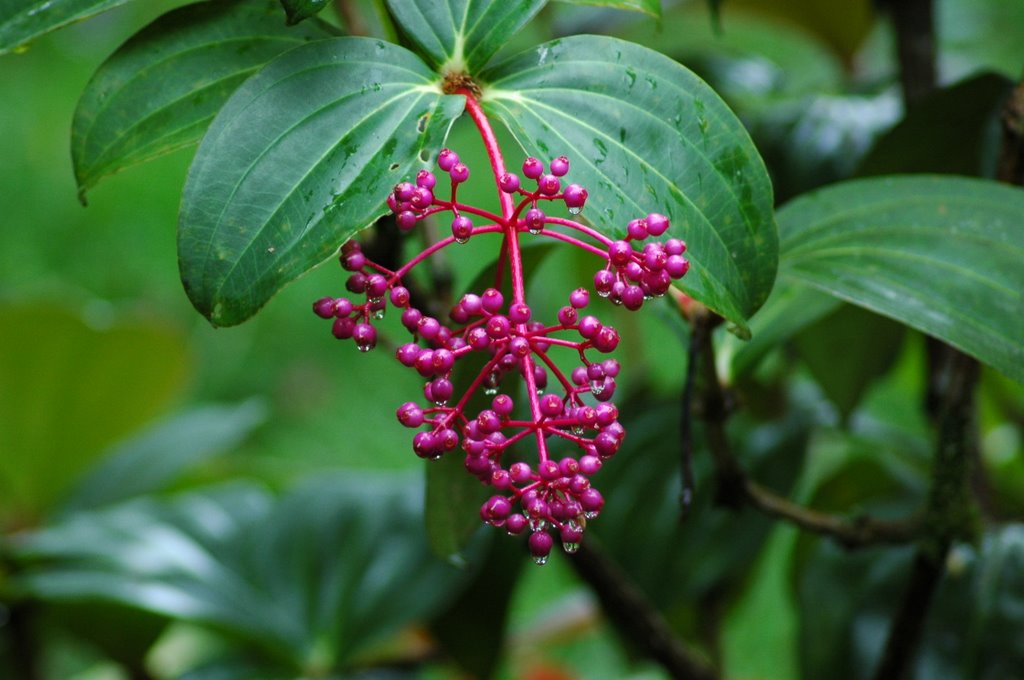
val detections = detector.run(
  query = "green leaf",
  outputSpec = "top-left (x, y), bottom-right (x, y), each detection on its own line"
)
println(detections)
top-left (279, 0), bottom-right (328, 25)
top-left (178, 37), bottom-right (464, 326)
top-left (554, 0), bottom-right (661, 19)
top-left (11, 474), bottom-right (476, 671)
top-left (777, 176), bottom-right (1024, 382)
top-left (481, 36), bottom-right (778, 333)
top-left (794, 305), bottom-right (906, 421)
top-left (0, 302), bottom-right (189, 523)
top-left (0, 0), bottom-right (132, 56)
top-left (72, 0), bottom-right (337, 199)
top-left (61, 400), bottom-right (267, 514)
top-left (385, 0), bottom-right (547, 73)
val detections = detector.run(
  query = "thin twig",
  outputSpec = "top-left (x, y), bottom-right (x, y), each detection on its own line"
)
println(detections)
top-left (690, 306), bottom-right (922, 549)
top-left (569, 540), bottom-right (718, 680)
top-left (333, 0), bottom-right (368, 36)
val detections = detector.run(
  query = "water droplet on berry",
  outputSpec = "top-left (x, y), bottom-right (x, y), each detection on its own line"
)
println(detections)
top-left (568, 206), bottom-right (582, 215)
top-left (528, 223), bottom-right (543, 235)
top-left (357, 344), bottom-right (372, 353)
top-left (454, 234), bottom-right (469, 244)
top-left (533, 554), bottom-right (549, 566)
top-left (590, 379), bottom-right (605, 395)
top-left (562, 541), bottom-right (579, 554)
top-left (372, 308), bottom-right (385, 320)
top-left (584, 511), bottom-right (598, 520)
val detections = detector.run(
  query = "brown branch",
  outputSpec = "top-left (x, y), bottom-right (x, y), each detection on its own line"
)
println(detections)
top-left (880, 0), bottom-right (937, 108)
top-left (871, 351), bottom-right (979, 680)
top-left (690, 306), bottom-right (922, 549)
top-left (569, 540), bottom-right (718, 680)
top-left (333, 0), bottom-right (368, 36)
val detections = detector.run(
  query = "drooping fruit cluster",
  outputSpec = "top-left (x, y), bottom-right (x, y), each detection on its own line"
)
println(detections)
top-left (314, 146), bottom-right (688, 564)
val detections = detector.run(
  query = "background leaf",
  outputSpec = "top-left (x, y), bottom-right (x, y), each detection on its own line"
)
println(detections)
top-left (11, 473), bottom-right (476, 673)
top-left (177, 37), bottom-right (465, 326)
top-left (481, 35), bottom-right (778, 332)
top-left (0, 302), bottom-right (189, 524)
top-left (554, 0), bottom-right (661, 19)
top-left (385, 0), bottom-right (547, 73)
top-left (72, 0), bottom-right (337, 199)
top-left (60, 400), bottom-right (267, 514)
top-left (0, 0), bottom-right (133, 55)
top-left (776, 176), bottom-right (1024, 382)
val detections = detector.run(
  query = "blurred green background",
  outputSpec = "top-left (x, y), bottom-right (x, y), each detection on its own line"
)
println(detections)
top-left (1, 0), bottom-right (1022, 678)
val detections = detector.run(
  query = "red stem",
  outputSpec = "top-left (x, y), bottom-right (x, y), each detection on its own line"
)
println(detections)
top-left (460, 89), bottom-right (549, 463)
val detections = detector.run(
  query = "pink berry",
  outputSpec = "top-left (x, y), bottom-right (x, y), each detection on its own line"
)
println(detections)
top-left (449, 162), bottom-right (469, 183)
top-left (437, 148), bottom-right (458, 171)
top-left (646, 212), bottom-right (670, 236)
top-left (522, 157), bottom-right (544, 179)
top-left (550, 155), bottom-right (569, 176)
top-left (500, 173), bottom-right (520, 193)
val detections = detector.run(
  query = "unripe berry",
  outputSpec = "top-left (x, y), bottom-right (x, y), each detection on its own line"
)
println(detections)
top-left (353, 323), bottom-right (376, 351)
top-left (665, 238), bottom-right (687, 255)
top-left (332, 316), bottom-right (355, 339)
top-left (313, 297), bottom-right (335, 318)
top-left (481, 288), bottom-right (504, 313)
top-left (390, 286), bottom-right (410, 307)
top-left (646, 212), bottom-right (670, 236)
top-left (563, 184), bottom-right (588, 211)
top-left (540, 393), bottom-right (564, 417)
top-left (524, 208), bottom-right (545, 233)
top-left (627, 218), bottom-right (648, 241)
top-left (499, 172), bottom-right (520, 193)
top-left (396, 402), bottom-right (424, 428)
top-left (522, 157), bottom-right (544, 179)
top-left (558, 305), bottom-right (578, 326)
top-left (593, 325), bottom-right (620, 353)
top-left (396, 342), bottom-right (421, 367)
top-left (666, 255), bottom-right (690, 278)
top-left (529, 531), bottom-right (554, 562)
top-left (538, 174), bottom-right (560, 196)
top-left (578, 315), bottom-right (601, 339)
top-left (394, 182), bottom-right (415, 201)
top-left (449, 162), bottom-right (469, 183)
top-left (451, 215), bottom-right (473, 242)
top-left (608, 240), bottom-right (633, 266)
top-left (416, 169), bottom-right (436, 189)
top-left (594, 269), bottom-right (614, 295)
top-left (396, 210), bottom-right (418, 231)
top-left (549, 155), bottom-right (570, 176)
top-left (510, 462), bottom-right (532, 483)
top-left (509, 302), bottom-right (531, 324)
top-left (437, 148), bottom-right (458, 171)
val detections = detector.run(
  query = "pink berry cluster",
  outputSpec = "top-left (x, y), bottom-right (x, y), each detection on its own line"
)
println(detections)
top-left (314, 149), bottom-right (689, 564)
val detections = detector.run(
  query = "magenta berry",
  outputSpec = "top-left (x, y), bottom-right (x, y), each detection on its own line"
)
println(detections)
top-left (522, 156), bottom-right (544, 179)
top-left (437, 148), bottom-right (458, 171)
top-left (549, 155), bottom-right (569, 176)
top-left (314, 139), bottom-right (690, 562)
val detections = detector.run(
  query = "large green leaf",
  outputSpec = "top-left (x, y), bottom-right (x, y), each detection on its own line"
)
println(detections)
top-left (0, 0), bottom-right (132, 55)
top-left (11, 474), bottom-right (476, 672)
top-left (72, 0), bottom-right (336, 199)
top-left (777, 176), bottom-right (1024, 383)
top-left (480, 36), bottom-right (778, 333)
top-left (178, 37), bottom-right (464, 326)
top-left (0, 303), bottom-right (189, 523)
top-left (385, 0), bottom-right (546, 74)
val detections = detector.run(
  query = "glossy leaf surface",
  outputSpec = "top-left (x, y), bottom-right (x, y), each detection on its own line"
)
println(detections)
top-left (385, 0), bottom-right (546, 73)
top-left (777, 176), bottom-right (1024, 382)
top-left (72, 0), bottom-right (336, 198)
top-left (482, 36), bottom-right (778, 332)
top-left (0, 0), bottom-right (132, 55)
top-left (178, 37), bottom-right (464, 326)
top-left (12, 474), bottom-right (474, 671)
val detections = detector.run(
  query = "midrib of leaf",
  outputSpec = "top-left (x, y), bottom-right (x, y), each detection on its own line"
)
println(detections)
top-left (203, 86), bottom-right (434, 302)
